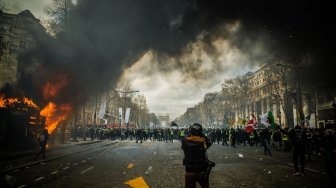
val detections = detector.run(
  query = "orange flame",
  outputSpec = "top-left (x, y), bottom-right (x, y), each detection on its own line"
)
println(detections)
top-left (24, 98), bottom-right (40, 109)
top-left (0, 96), bottom-right (39, 110)
top-left (0, 97), bottom-right (5, 108)
top-left (40, 102), bottom-right (72, 134)
top-left (7, 98), bottom-right (19, 104)
top-left (42, 76), bottom-right (68, 100)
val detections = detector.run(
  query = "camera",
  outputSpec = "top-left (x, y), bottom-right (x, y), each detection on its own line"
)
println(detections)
top-left (203, 160), bottom-right (216, 179)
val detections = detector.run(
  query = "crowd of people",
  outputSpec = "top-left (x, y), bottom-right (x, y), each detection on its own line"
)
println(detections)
top-left (68, 124), bottom-right (335, 182)
top-left (70, 125), bottom-right (336, 159)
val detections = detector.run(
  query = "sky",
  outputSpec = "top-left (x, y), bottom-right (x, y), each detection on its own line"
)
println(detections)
top-left (3, 0), bottom-right (53, 19)
top-left (2, 0), bottom-right (334, 120)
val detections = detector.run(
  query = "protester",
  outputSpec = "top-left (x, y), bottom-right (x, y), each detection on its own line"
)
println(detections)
top-left (135, 128), bottom-right (143, 143)
top-left (34, 128), bottom-right (49, 160)
top-left (321, 124), bottom-right (336, 185)
top-left (261, 128), bottom-right (272, 156)
top-left (278, 124), bottom-right (307, 176)
top-left (181, 123), bottom-right (212, 188)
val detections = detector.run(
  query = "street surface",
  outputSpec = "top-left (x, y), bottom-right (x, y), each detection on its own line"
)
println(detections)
top-left (1, 140), bottom-right (332, 188)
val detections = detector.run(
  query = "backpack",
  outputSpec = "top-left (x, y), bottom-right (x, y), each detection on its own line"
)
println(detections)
top-left (39, 134), bottom-right (45, 142)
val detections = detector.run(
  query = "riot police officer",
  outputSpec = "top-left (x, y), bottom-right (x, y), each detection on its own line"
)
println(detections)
top-left (181, 123), bottom-right (212, 188)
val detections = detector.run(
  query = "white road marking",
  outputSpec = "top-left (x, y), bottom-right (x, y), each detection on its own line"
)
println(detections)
top-left (50, 171), bottom-right (59, 175)
top-left (80, 166), bottom-right (94, 174)
top-left (73, 163), bottom-right (79, 166)
top-left (16, 185), bottom-right (27, 188)
top-left (35, 177), bottom-right (44, 181)
top-left (63, 167), bottom-right (69, 170)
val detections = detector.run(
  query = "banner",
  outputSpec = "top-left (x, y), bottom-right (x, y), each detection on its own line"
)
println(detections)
top-left (119, 107), bottom-right (123, 123)
top-left (125, 108), bottom-right (131, 124)
top-left (99, 99), bottom-right (107, 119)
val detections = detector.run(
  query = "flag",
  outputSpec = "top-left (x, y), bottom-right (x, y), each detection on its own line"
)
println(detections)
top-left (223, 115), bottom-right (235, 127)
top-left (305, 114), bottom-right (311, 127)
top-left (259, 111), bottom-right (276, 129)
top-left (259, 112), bottom-right (269, 126)
top-left (118, 107), bottom-right (123, 123)
top-left (228, 118), bottom-right (235, 127)
top-left (267, 111), bottom-right (276, 129)
top-left (245, 114), bottom-right (257, 133)
top-left (237, 117), bottom-right (246, 125)
top-left (245, 120), bottom-right (254, 133)
top-left (125, 108), bottom-right (131, 124)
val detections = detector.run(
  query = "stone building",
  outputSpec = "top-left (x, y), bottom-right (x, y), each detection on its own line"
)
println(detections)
top-left (235, 63), bottom-right (295, 127)
top-left (176, 61), bottom-right (328, 129)
top-left (0, 10), bottom-right (44, 87)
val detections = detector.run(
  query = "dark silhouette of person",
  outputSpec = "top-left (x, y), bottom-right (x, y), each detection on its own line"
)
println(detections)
top-left (278, 124), bottom-right (307, 176)
top-left (181, 123), bottom-right (212, 188)
top-left (34, 129), bottom-right (49, 160)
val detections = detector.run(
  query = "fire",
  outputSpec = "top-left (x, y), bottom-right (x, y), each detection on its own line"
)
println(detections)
top-left (0, 96), bottom-right (39, 110)
top-left (40, 102), bottom-right (72, 134)
top-left (0, 97), bottom-right (5, 108)
top-left (42, 76), bottom-right (68, 100)
top-left (24, 98), bottom-right (40, 109)
top-left (43, 82), bottom-right (58, 99)
top-left (7, 98), bottom-right (19, 104)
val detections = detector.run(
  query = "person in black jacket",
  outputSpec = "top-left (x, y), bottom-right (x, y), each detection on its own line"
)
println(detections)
top-left (278, 124), bottom-right (307, 176)
top-left (322, 124), bottom-right (336, 186)
top-left (181, 123), bottom-right (212, 188)
top-left (261, 128), bottom-right (272, 156)
top-left (135, 128), bottom-right (143, 143)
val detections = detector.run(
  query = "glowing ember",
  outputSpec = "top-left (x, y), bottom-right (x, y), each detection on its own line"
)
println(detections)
top-left (40, 102), bottom-right (72, 133)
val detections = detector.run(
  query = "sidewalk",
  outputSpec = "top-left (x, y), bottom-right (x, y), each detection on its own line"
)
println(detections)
top-left (0, 139), bottom-right (109, 173)
top-left (0, 139), bottom-right (103, 161)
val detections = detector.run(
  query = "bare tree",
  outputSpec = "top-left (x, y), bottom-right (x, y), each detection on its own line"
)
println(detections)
top-left (222, 75), bottom-right (250, 116)
top-left (133, 94), bottom-right (147, 128)
top-left (264, 58), bottom-right (299, 127)
top-left (44, 0), bottom-right (75, 33)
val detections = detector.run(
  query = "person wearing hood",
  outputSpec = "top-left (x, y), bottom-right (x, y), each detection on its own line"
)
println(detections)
top-left (181, 123), bottom-right (212, 188)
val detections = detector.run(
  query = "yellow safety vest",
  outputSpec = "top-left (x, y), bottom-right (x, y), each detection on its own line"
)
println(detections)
top-left (282, 134), bottom-right (288, 141)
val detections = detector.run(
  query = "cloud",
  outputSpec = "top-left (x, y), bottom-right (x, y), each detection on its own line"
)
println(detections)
top-left (3, 0), bottom-right (53, 19)
top-left (120, 22), bottom-right (270, 119)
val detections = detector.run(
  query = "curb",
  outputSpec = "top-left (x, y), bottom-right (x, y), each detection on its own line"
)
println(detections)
top-left (0, 140), bottom-right (118, 174)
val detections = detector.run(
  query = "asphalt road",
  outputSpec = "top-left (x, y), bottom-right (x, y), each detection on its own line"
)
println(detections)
top-left (1, 140), bottom-right (333, 188)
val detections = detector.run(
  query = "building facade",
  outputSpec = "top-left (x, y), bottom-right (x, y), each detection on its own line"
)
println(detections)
top-left (176, 61), bottom-right (334, 129)
top-left (0, 10), bottom-right (44, 87)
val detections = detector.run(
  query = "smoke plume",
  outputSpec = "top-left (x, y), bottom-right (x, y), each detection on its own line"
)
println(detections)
top-left (11, 0), bottom-right (334, 109)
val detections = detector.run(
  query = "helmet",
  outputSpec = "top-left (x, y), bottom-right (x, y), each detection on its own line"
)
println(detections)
top-left (189, 123), bottom-right (203, 135)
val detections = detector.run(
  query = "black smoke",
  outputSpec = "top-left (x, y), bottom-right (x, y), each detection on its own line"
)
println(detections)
top-left (15, 0), bottom-right (335, 107)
